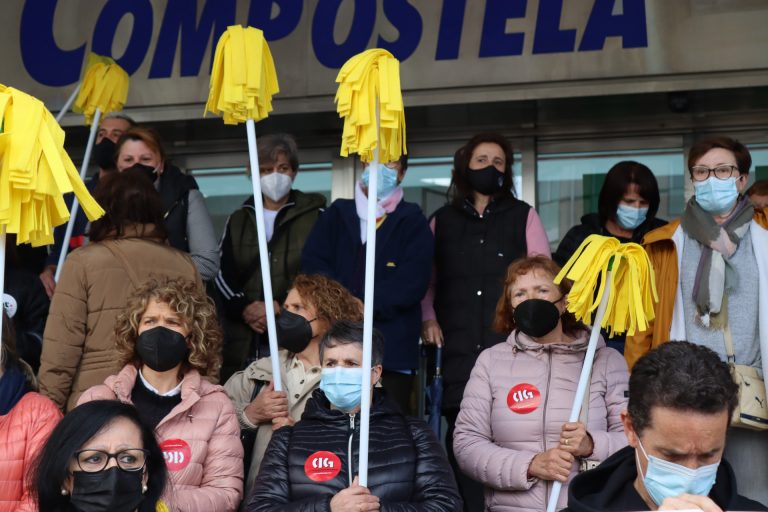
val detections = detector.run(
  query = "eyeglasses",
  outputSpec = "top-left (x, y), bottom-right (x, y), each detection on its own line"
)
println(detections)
top-left (690, 164), bottom-right (739, 182)
top-left (75, 449), bottom-right (149, 473)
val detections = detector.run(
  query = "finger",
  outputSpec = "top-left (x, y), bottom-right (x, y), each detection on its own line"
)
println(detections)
top-left (351, 476), bottom-right (359, 488)
top-left (562, 422), bottom-right (582, 432)
top-left (674, 494), bottom-right (723, 512)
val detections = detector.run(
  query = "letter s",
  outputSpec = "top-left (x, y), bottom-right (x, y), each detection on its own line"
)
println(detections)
top-left (20, 0), bottom-right (85, 86)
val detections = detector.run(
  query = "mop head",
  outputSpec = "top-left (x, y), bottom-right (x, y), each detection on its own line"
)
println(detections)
top-left (0, 85), bottom-right (105, 246)
top-left (73, 53), bottom-right (130, 126)
top-left (205, 25), bottom-right (280, 125)
top-left (335, 49), bottom-right (406, 164)
top-left (554, 234), bottom-right (658, 336)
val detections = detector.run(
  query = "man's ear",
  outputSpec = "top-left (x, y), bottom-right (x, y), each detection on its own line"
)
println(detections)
top-left (621, 410), bottom-right (639, 448)
top-left (372, 364), bottom-right (383, 386)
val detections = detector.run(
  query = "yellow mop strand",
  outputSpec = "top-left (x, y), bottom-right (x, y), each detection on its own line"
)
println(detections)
top-left (73, 53), bottom-right (130, 126)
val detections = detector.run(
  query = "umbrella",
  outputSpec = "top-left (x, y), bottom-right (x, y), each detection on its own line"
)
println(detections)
top-left (426, 346), bottom-right (443, 437)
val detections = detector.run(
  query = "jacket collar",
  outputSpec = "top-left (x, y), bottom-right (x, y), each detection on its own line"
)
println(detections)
top-left (508, 328), bottom-right (602, 354)
top-left (301, 388), bottom-right (402, 423)
top-left (642, 207), bottom-right (768, 247)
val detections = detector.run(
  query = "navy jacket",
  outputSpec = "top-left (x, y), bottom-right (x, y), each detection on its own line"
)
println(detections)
top-left (301, 198), bottom-right (433, 371)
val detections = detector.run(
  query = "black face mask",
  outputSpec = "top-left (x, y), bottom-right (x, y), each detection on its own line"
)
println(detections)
top-left (276, 310), bottom-right (315, 354)
top-left (136, 326), bottom-right (189, 373)
top-left (466, 165), bottom-right (505, 195)
top-left (513, 297), bottom-right (563, 338)
top-left (123, 163), bottom-right (157, 183)
top-left (70, 467), bottom-right (145, 512)
top-left (92, 138), bottom-right (117, 171)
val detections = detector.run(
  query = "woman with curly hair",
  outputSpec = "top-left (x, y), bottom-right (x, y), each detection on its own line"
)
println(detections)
top-left (224, 274), bottom-right (363, 500)
top-left (78, 276), bottom-right (243, 512)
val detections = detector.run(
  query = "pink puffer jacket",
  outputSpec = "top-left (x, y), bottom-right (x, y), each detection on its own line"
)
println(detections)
top-left (453, 330), bottom-right (629, 512)
top-left (78, 365), bottom-right (243, 512)
top-left (0, 392), bottom-right (62, 512)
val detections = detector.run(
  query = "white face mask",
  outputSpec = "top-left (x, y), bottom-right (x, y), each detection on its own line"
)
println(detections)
top-left (260, 172), bottom-right (293, 202)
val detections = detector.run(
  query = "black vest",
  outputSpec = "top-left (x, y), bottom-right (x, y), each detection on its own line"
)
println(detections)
top-left (158, 165), bottom-right (198, 253)
top-left (433, 196), bottom-right (530, 408)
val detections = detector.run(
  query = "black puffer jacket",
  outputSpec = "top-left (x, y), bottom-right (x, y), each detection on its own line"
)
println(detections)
top-left (247, 389), bottom-right (462, 511)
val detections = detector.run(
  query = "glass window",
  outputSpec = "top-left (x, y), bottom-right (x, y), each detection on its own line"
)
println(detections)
top-left (536, 149), bottom-right (685, 252)
top-left (191, 164), bottom-right (332, 239)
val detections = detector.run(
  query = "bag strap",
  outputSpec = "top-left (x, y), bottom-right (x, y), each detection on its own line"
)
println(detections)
top-left (103, 242), bottom-right (141, 288)
top-left (250, 379), bottom-right (266, 401)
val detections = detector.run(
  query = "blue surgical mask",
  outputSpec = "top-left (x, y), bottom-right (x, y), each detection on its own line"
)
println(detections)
top-left (616, 204), bottom-right (649, 230)
top-left (636, 439), bottom-right (719, 506)
top-left (320, 367), bottom-right (363, 412)
top-left (361, 165), bottom-right (399, 199)
top-left (694, 177), bottom-right (739, 214)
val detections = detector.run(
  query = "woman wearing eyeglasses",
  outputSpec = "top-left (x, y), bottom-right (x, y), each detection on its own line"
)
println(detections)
top-left (626, 135), bottom-right (768, 505)
top-left (32, 399), bottom-right (168, 512)
top-left (78, 277), bottom-right (243, 512)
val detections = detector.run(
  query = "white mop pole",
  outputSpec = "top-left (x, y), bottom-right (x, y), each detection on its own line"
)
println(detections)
top-left (358, 124), bottom-right (380, 487)
top-left (55, 107), bottom-right (101, 282)
top-left (0, 229), bottom-right (5, 356)
top-left (55, 84), bottom-right (82, 124)
top-left (546, 267), bottom-right (614, 512)
top-left (246, 118), bottom-right (282, 391)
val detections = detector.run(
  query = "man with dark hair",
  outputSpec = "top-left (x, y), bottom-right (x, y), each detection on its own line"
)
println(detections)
top-left (565, 342), bottom-right (766, 512)
top-left (248, 320), bottom-right (461, 511)
top-left (747, 180), bottom-right (768, 209)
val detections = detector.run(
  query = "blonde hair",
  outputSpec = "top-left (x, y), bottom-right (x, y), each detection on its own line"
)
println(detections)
top-left (290, 274), bottom-right (363, 324)
top-left (114, 277), bottom-right (222, 377)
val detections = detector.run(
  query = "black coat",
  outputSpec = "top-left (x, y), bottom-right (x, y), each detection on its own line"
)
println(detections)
top-left (553, 213), bottom-right (667, 267)
top-left (4, 266), bottom-right (49, 372)
top-left (432, 196), bottom-right (530, 409)
top-left (564, 446), bottom-right (766, 512)
top-left (247, 389), bottom-right (462, 511)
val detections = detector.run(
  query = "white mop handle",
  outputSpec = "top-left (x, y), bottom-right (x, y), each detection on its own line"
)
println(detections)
top-left (245, 119), bottom-right (282, 391)
top-left (358, 144), bottom-right (379, 488)
top-left (55, 84), bottom-right (81, 124)
top-left (546, 269), bottom-right (613, 512)
top-left (55, 107), bottom-right (102, 283)
top-left (0, 230), bottom-right (6, 356)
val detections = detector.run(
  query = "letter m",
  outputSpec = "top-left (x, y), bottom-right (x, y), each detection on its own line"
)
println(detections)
top-left (149, 0), bottom-right (236, 78)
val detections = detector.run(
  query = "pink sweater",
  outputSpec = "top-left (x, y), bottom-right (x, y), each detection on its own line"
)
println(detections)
top-left (79, 365), bottom-right (243, 512)
top-left (453, 331), bottom-right (628, 512)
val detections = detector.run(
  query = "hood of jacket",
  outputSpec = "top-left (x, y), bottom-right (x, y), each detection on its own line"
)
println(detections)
top-left (566, 445), bottom-right (761, 512)
top-left (509, 328), bottom-right (604, 355)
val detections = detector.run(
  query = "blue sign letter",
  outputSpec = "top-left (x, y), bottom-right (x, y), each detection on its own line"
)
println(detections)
top-left (579, 0), bottom-right (648, 51)
top-left (150, 0), bottom-right (236, 78)
top-left (92, 0), bottom-right (153, 75)
top-left (479, 0), bottom-right (527, 57)
top-left (312, 0), bottom-right (376, 68)
top-left (20, 0), bottom-right (85, 86)
top-left (377, 0), bottom-right (422, 61)
top-left (532, 0), bottom-right (576, 54)
top-left (435, 0), bottom-right (466, 60)
top-left (248, 0), bottom-right (302, 41)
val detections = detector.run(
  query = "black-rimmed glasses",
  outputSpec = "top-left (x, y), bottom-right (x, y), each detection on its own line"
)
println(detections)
top-left (690, 164), bottom-right (739, 182)
top-left (74, 449), bottom-right (149, 472)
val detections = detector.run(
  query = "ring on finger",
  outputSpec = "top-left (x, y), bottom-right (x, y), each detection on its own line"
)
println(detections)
top-left (563, 438), bottom-right (570, 446)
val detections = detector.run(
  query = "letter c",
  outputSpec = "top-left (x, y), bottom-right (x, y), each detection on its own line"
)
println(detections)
top-left (20, 0), bottom-right (85, 86)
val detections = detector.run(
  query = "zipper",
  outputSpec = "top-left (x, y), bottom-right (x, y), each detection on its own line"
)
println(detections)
top-left (542, 350), bottom-right (553, 508)
top-left (347, 413), bottom-right (356, 484)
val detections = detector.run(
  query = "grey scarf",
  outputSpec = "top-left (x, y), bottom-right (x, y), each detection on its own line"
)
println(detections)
top-left (681, 195), bottom-right (754, 327)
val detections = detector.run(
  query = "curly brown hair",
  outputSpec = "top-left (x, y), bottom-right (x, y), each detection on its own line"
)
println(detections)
top-left (493, 256), bottom-right (583, 336)
top-left (290, 274), bottom-right (363, 325)
top-left (114, 277), bottom-right (222, 378)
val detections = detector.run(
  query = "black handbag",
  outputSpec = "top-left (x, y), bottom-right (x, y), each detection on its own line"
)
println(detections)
top-left (241, 379), bottom-right (266, 478)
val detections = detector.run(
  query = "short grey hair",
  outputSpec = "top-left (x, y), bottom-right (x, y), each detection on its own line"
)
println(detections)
top-left (101, 112), bottom-right (137, 127)
top-left (319, 320), bottom-right (384, 366)
top-left (257, 133), bottom-right (300, 172)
